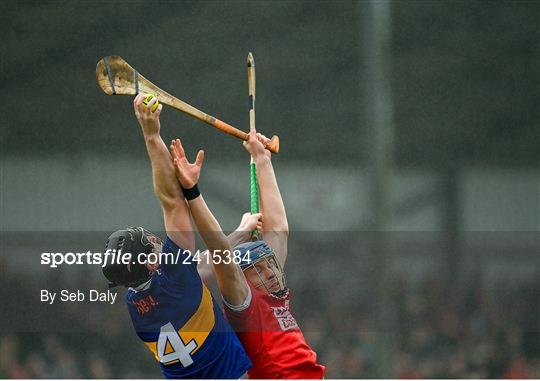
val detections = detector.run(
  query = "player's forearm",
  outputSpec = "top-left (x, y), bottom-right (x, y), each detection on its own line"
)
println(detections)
top-left (227, 229), bottom-right (250, 248)
top-left (187, 196), bottom-right (230, 252)
top-left (144, 135), bottom-right (184, 206)
top-left (253, 156), bottom-right (289, 233)
top-left (188, 196), bottom-right (249, 305)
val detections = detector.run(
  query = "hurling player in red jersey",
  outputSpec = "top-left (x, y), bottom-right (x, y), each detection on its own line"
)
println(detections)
top-left (169, 125), bottom-right (325, 379)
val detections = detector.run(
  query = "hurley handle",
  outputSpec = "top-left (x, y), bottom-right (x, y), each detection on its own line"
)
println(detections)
top-left (250, 157), bottom-right (261, 240)
top-left (250, 157), bottom-right (260, 215)
top-left (248, 53), bottom-right (261, 240)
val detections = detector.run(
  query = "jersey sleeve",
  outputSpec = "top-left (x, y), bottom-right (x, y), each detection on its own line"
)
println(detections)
top-left (224, 284), bottom-right (260, 328)
top-left (222, 286), bottom-right (252, 312)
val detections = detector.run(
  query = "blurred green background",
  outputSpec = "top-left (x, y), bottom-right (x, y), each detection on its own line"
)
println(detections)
top-left (1, 0), bottom-right (538, 164)
top-left (1, 0), bottom-right (538, 378)
top-left (1, 0), bottom-right (538, 232)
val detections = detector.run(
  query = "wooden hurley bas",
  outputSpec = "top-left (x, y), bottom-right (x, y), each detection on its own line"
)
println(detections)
top-left (96, 56), bottom-right (279, 153)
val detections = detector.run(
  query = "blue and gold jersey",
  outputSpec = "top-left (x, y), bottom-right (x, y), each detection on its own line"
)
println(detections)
top-left (126, 237), bottom-right (251, 379)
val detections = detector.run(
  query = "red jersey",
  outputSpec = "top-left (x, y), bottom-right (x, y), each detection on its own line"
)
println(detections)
top-left (224, 285), bottom-right (325, 379)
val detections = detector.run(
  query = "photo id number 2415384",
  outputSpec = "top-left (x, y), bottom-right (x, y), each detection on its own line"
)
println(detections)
top-left (182, 249), bottom-right (251, 265)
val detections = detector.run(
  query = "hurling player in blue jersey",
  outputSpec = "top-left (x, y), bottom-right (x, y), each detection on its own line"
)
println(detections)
top-left (101, 94), bottom-right (252, 379)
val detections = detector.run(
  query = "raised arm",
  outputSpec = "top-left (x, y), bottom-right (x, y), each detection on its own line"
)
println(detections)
top-left (169, 139), bottom-right (249, 307)
top-left (243, 128), bottom-right (289, 268)
top-left (197, 212), bottom-right (263, 287)
top-left (133, 94), bottom-right (194, 252)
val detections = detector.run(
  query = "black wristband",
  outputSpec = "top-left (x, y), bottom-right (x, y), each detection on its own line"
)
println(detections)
top-left (182, 184), bottom-right (201, 201)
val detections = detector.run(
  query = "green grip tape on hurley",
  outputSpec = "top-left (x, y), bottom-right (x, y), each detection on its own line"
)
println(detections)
top-left (250, 157), bottom-right (260, 239)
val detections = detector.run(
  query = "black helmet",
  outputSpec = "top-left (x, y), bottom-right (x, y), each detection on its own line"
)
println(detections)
top-left (102, 227), bottom-right (156, 288)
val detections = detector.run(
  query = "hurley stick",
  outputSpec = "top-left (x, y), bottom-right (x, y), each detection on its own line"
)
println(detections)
top-left (247, 52), bottom-right (261, 240)
top-left (96, 56), bottom-right (279, 153)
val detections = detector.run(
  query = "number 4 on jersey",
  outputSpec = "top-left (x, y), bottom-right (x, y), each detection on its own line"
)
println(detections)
top-left (157, 322), bottom-right (198, 367)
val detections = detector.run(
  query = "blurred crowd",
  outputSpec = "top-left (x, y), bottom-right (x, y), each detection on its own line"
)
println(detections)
top-left (1, 334), bottom-right (121, 379)
top-left (298, 276), bottom-right (539, 378)
top-left (1, 273), bottom-right (538, 379)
